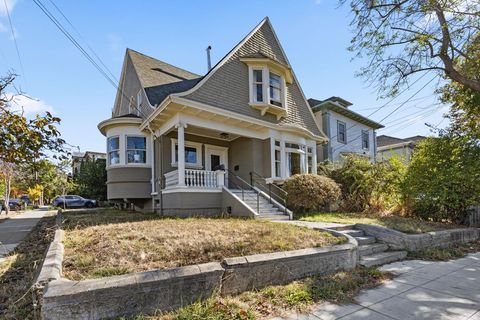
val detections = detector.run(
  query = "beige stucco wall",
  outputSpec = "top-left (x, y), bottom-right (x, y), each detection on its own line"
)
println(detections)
top-left (107, 167), bottom-right (151, 200)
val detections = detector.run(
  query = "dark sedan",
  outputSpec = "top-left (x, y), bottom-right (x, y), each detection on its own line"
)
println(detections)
top-left (52, 195), bottom-right (97, 208)
top-left (1, 199), bottom-right (23, 211)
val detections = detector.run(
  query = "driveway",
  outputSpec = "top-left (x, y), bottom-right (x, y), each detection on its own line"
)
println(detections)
top-left (0, 209), bottom-right (51, 263)
top-left (277, 252), bottom-right (480, 320)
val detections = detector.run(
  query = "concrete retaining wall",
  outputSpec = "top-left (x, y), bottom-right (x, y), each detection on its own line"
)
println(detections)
top-left (221, 242), bottom-right (357, 296)
top-left (355, 224), bottom-right (480, 251)
top-left (35, 215), bottom-right (356, 320)
top-left (41, 262), bottom-right (224, 320)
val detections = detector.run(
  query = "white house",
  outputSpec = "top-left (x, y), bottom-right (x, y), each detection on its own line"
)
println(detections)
top-left (308, 97), bottom-right (384, 162)
top-left (376, 135), bottom-right (426, 163)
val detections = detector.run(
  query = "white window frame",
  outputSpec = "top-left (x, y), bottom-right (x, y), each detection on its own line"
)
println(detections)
top-left (274, 140), bottom-right (281, 178)
top-left (107, 136), bottom-right (120, 166)
top-left (248, 66), bottom-right (286, 109)
top-left (362, 130), bottom-right (370, 150)
top-left (337, 120), bottom-right (347, 144)
top-left (307, 146), bottom-right (313, 173)
top-left (269, 71), bottom-right (283, 107)
top-left (125, 135), bottom-right (147, 164)
top-left (171, 138), bottom-right (203, 169)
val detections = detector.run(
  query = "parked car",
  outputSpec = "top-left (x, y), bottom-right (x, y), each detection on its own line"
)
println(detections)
top-left (52, 195), bottom-right (97, 208)
top-left (1, 199), bottom-right (23, 211)
top-left (20, 195), bottom-right (32, 205)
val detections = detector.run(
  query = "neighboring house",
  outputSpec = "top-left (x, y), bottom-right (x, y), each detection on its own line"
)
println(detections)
top-left (308, 97), bottom-right (384, 162)
top-left (72, 151), bottom-right (107, 176)
top-left (376, 135), bottom-right (426, 163)
top-left (97, 18), bottom-right (327, 216)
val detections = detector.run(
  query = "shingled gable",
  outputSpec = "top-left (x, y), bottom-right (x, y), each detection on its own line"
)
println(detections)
top-left (173, 17), bottom-right (325, 139)
top-left (112, 49), bottom-right (202, 117)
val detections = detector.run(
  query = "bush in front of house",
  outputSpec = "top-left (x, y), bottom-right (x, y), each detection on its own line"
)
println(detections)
top-left (284, 174), bottom-right (341, 213)
top-left (319, 155), bottom-right (406, 213)
top-left (402, 136), bottom-right (480, 224)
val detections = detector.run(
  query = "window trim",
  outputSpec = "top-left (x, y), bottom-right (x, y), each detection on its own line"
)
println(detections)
top-left (107, 136), bottom-right (120, 166)
top-left (170, 138), bottom-right (203, 169)
top-left (337, 120), bottom-right (347, 144)
top-left (269, 71), bottom-right (283, 107)
top-left (252, 68), bottom-right (264, 103)
top-left (247, 66), bottom-right (287, 119)
top-left (274, 140), bottom-right (281, 178)
top-left (362, 130), bottom-right (370, 150)
top-left (125, 135), bottom-right (147, 164)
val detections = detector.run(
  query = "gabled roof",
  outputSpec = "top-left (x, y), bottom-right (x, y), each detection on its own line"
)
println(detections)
top-left (171, 17), bottom-right (324, 139)
top-left (309, 98), bottom-right (384, 130)
top-left (127, 49), bottom-right (202, 106)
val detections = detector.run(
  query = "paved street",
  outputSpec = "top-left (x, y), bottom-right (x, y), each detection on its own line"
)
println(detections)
top-left (0, 210), bottom-right (51, 264)
top-left (277, 252), bottom-right (480, 320)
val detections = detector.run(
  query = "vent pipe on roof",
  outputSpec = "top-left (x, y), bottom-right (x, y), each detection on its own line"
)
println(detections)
top-left (206, 45), bottom-right (212, 71)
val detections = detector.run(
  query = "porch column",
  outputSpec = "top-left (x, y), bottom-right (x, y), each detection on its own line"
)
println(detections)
top-left (176, 122), bottom-right (187, 186)
top-left (312, 143), bottom-right (318, 174)
top-left (280, 138), bottom-right (286, 179)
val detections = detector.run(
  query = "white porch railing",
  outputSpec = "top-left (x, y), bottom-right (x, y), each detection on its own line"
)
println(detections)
top-left (164, 169), bottom-right (225, 189)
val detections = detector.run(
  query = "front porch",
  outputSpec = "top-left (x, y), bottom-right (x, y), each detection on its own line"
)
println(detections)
top-left (164, 168), bottom-right (226, 190)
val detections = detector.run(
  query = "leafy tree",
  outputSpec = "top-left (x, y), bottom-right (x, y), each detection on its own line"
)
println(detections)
top-left (403, 136), bottom-right (480, 223)
top-left (342, 0), bottom-right (480, 95)
top-left (73, 157), bottom-right (107, 201)
top-left (0, 73), bottom-right (66, 214)
top-left (27, 184), bottom-right (43, 204)
top-left (440, 34), bottom-right (480, 142)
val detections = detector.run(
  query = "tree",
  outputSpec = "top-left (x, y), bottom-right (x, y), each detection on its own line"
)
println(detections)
top-left (73, 158), bottom-right (107, 201)
top-left (27, 184), bottom-right (43, 204)
top-left (440, 34), bottom-right (480, 142)
top-left (403, 136), bottom-right (480, 223)
top-left (0, 73), bottom-right (67, 214)
top-left (342, 0), bottom-right (480, 95)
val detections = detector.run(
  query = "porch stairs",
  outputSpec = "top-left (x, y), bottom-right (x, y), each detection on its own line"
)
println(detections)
top-left (230, 189), bottom-right (291, 221)
top-left (335, 227), bottom-right (407, 267)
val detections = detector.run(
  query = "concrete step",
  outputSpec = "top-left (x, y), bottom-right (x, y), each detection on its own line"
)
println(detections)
top-left (341, 229), bottom-right (365, 237)
top-left (359, 251), bottom-right (407, 267)
top-left (329, 224), bottom-right (357, 231)
top-left (257, 214), bottom-right (290, 221)
top-left (358, 243), bottom-right (389, 257)
top-left (355, 236), bottom-right (376, 245)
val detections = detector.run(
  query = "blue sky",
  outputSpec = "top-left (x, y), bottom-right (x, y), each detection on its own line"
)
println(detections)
top-left (0, 0), bottom-right (448, 153)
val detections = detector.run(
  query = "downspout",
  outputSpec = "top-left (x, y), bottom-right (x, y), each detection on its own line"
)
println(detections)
top-left (373, 129), bottom-right (377, 163)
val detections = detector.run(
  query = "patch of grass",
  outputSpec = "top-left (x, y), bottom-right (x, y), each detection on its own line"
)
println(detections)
top-left (299, 212), bottom-right (465, 234)
top-left (62, 210), bottom-right (345, 281)
top-left (408, 241), bottom-right (480, 261)
top-left (119, 268), bottom-right (390, 320)
top-left (0, 214), bottom-right (56, 319)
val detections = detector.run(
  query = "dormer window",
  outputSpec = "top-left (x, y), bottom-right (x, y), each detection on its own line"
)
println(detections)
top-left (253, 69), bottom-right (264, 103)
top-left (269, 72), bottom-right (282, 107)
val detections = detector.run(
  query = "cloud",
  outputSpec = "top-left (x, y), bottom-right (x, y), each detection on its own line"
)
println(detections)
top-left (4, 93), bottom-right (54, 115)
top-left (0, 0), bottom-right (17, 16)
top-left (0, 21), bottom-right (6, 32)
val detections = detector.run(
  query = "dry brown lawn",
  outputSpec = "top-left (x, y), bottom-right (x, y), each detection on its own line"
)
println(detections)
top-left (62, 210), bottom-right (344, 281)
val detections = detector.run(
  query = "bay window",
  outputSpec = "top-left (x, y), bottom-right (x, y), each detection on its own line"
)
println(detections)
top-left (107, 136), bottom-right (120, 165)
top-left (253, 69), bottom-right (264, 103)
top-left (126, 136), bottom-right (146, 163)
top-left (269, 72), bottom-right (282, 107)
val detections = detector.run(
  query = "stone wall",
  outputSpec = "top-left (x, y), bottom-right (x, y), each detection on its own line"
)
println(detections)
top-left (355, 224), bottom-right (480, 251)
top-left (221, 243), bottom-right (357, 296)
top-left (35, 217), bottom-right (356, 320)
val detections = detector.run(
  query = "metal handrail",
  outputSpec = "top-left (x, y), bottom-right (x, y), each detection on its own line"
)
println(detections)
top-left (226, 169), bottom-right (260, 214)
top-left (250, 171), bottom-right (288, 215)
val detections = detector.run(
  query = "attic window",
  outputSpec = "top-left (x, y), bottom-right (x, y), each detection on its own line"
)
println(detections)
top-left (247, 66), bottom-right (287, 120)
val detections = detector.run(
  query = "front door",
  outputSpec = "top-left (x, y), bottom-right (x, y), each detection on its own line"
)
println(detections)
top-left (205, 145), bottom-right (228, 171)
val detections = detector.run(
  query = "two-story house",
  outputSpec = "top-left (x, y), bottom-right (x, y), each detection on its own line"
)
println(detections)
top-left (308, 97), bottom-right (384, 162)
top-left (97, 18), bottom-right (327, 218)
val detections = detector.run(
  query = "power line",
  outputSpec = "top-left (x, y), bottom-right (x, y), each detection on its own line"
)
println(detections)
top-left (3, 0), bottom-right (26, 86)
top-left (45, 0), bottom-right (118, 83)
top-left (32, 0), bottom-right (147, 119)
top-left (332, 75), bottom-right (439, 153)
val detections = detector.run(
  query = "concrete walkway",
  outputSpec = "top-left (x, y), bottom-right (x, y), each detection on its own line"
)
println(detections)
top-left (277, 220), bottom-right (353, 230)
top-left (276, 252), bottom-right (480, 320)
top-left (0, 209), bottom-right (50, 263)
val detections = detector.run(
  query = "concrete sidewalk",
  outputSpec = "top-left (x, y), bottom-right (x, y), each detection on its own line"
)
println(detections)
top-left (0, 210), bottom-right (51, 263)
top-left (276, 252), bottom-right (480, 320)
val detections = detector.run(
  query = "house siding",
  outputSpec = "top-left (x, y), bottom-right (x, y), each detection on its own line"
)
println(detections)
top-left (314, 110), bottom-right (377, 162)
top-left (113, 54), bottom-right (153, 118)
top-left (182, 22), bottom-right (322, 137)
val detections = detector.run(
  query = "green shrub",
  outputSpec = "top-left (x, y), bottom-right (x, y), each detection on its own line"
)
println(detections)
top-left (402, 136), bottom-right (480, 223)
top-left (284, 174), bottom-right (340, 212)
top-left (319, 155), bottom-right (406, 213)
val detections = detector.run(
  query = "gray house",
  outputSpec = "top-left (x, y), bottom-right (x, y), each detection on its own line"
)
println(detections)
top-left (98, 18), bottom-right (327, 217)
top-left (308, 97), bottom-right (384, 162)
